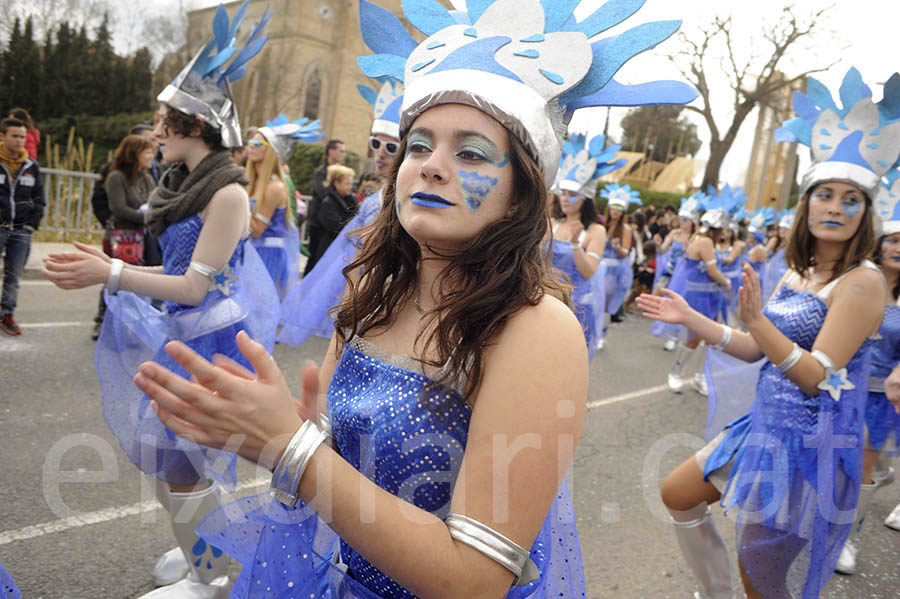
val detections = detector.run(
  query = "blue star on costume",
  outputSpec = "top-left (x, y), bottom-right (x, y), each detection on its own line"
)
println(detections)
top-left (817, 365), bottom-right (856, 402)
top-left (210, 264), bottom-right (238, 296)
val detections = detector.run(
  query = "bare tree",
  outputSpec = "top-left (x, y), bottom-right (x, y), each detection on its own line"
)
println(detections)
top-left (671, 5), bottom-right (839, 189)
top-left (0, 0), bottom-right (107, 43)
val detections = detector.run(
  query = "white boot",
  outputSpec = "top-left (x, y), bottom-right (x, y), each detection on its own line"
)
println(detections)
top-left (151, 478), bottom-right (190, 587)
top-left (663, 338), bottom-right (677, 351)
top-left (668, 343), bottom-right (695, 394)
top-left (885, 502), bottom-right (900, 530)
top-left (691, 372), bottom-right (708, 397)
top-left (670, 503), bottom-right (735, 599)
top-left (835, 482), bottom-right (876, 575)
top-left (872, 456), bottom-right (895, 490)
top-left (139, 484), bottom-right (232, 598)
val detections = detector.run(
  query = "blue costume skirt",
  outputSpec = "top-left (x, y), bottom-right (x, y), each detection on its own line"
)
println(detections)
top-left (0, 564), bottom-right (20, 599)
top-left (603, 255), bottom-right (633, 316)
top-left (251, 208), bottom-right (300, 301)
top-left (761, 249), bottom-right (787, 303)
top-left (650, 259), bottom-right (723, 343)
top-left (720, 259), bottom-right (744, 323)
top-left (865, 391), bottom-right (900, 454)
top-left (95, 244), bottom-right (279, 487)
top-left (279, 193), bottom-right (381, 347)
top-left (197, 479), bottom-right (585, 599)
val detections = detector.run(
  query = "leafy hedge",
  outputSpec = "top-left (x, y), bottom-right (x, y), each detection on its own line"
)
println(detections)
top-left (40, 111), bottom-right (155, 171)
top-left (594, 182), bottom-right (686, 213)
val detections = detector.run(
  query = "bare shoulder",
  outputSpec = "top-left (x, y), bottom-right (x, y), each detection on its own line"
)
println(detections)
top-left (834, 265), bottom-right (886, 303)
top-left (209, 182), bottom-right (250, 211)
top-left (265, 178), bottom-right (287, 196)
top-left (494, 294), bottom-right (585, 361)
top-left (586, 222), bottom-right (605, 236)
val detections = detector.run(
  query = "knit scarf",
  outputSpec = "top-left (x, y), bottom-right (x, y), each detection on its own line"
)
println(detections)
top-left (146, 150), bottom-right (248, 236)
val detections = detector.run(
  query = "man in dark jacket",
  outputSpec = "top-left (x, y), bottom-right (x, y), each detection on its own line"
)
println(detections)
top-left (304, 138), bottom-right (345, 275)
top-left (0, 117), bottom-right (45, 335)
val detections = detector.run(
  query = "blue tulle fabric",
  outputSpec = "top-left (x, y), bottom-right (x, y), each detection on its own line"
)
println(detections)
top-left (0, 563), bottom-right (20, 599)
top-left (96, 215), bottom-right (280, 487)
top-left (866, 304), bottom-right (900, 452)
top-left (702, 284), bottom-right (872, 598)
top-left (198, 340), bottom-right (586, 599)
top-left (717, 249), bottom-right (744, 323)
top-left (602, 241), bottom-right (633, 315)
top-left (278, 191), bottom-right (382, 346)
top-left (550, 241), bottom-right (608, 360)
top-left (650, 258), bottom-right (724, 342)
top-left (652, 239), bottom-right (685, 290)
top-left (704, 348), bottom-right (765, 443)
top-left (748, 256), bottom-right (766, 280)
top-left (761, 247), bottom-right (787, 303)
top-left (249, 202), bottom-right (301, 301)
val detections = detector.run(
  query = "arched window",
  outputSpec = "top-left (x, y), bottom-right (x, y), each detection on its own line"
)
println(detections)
top-left (303, 69), bottom-right (322, 121)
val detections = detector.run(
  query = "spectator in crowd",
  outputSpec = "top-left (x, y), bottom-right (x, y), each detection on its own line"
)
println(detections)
top-left (355, 171), bottom-right (379, 202)
top-left (305, 163), bottom-right (356, 267)
top-left (8, 108), bottom-right (39, 160)
top-left (626, 240), bottom-right (657, 310)
top-left (0, 117), bottom-right (44, 335)
top-left (649, 208), bottom-right (666, 241)
top-left (304, 138), bottom-right (345, 274)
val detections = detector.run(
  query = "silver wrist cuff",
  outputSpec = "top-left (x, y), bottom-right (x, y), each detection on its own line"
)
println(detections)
top-left (253, 212), bottom-right (271, 225)
top-left (775, 343), bottom-right (803, 373)
top-left (318, 413), bottom-right (334, 447)
top-left (713, 325), bottom-right (732, 351)
top-left (106, 259), bottom-right (125, 295)
top-left (445, 513), bottom-right (538, 586)
top-left (189, 261), bottom-right (218, 279)
top-left (570, 240), bottom-right (581, 250)
top-left (270, 419), bottom-right (327, 508)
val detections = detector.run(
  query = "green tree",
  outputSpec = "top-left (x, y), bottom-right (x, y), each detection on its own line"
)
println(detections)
top-left (620, 106), bottom-right (701, 163)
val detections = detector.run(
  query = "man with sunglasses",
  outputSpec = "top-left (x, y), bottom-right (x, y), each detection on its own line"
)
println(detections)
top-left (304, 138), bottom-right (346, 274)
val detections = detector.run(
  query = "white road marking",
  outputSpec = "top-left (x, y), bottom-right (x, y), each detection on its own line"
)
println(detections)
top-left (20, 280), bottom-right (56, 286)
top-left (0, 385), bottom-right (671, 545)
top-left (0, 478), bottom-right (268, 546)
top-left (19, 321), bottom-right (93, 329)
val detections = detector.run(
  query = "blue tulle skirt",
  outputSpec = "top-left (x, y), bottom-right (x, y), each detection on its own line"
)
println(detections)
top-left (551, 242), bottom-right (608, 360)
top-left (0, 564), bottom-right (20, 599)
top-left (198, 478), bottom-right (586, 599)
top-left (603, 254), bottom-right (633, 316)
top-left (865, 391), bottom-right (900, 453)
top-left (761, 249), bottom-right (787, 303)
top-left (96, 243), bottom-right (280, 487)
top-left (703, 348), bottom-right (765, 442)
top-left (720, 257), bottom-right (744, 323)
top-left (650, 258), bottom-right (723, 342)
top-left (279, 192), bottom-right (382, 346)
top-left (251, 208), bottom-right (300, 301)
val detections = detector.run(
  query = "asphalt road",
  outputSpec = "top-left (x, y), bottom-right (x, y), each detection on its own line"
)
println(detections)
top-left (1, 277), bottom-right (898, 598)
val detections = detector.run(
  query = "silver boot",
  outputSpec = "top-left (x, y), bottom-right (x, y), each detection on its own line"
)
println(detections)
top-left (671, 503), bottom-right (735, 599)
top-left (668, 343), bottom-right (695, 394)
top-left (139, 483), bottom-right (231, 599)
top-left (151, 478), bottom-right (190, 587)
top-left (885, 502), bottom-right (900, 530)
top-left (835, 482), bottom-right (876, 575)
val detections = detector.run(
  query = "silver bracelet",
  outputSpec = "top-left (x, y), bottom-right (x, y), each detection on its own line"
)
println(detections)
top-left (253, 212), bottom-right (271, 225)
top-left (570, 240), bottom-right (581, 250)
top-left (189, 261), bottom-right (217, 279)
top-left (270, 419), bottom-right (328, 508)
top-left (445, 513), bottom-right (538, 586)
top-left (713, 325), bottom-right (733, 351)
top-left (106, 259), bottom-right (125, 295)
top-left (775, 343), bottom-right (803, 373)
top-left (318, 413), bottom-right (334, 447)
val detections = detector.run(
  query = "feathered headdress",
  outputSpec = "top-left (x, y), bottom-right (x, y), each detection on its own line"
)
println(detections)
top-left (778, 208), bottom-right (796, 230)
top-left (678, 191), bottom-right (705, 223)
top-left (258, 115), bottom-right (324, 163)
top-left (158, 0), bottom-right (272, 148)
top-left (748, 206), bottom-right (777, 234)
top-left (357, 80), bottom-right (404, 139)
top-left (700, 184), bottom-right (746, 230)
top-left (775, 67), bottom-right (900, 199)
top-left (556, 133), bottom-right (627, 200)
top-left (357, 0), bottom-right (697, 186)
top-left (875, 170), bottom-right (900, 236)
top-left (600, 183), bottom-right (642, 210)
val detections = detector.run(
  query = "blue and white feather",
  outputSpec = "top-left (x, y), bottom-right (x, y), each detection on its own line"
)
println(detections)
top-left (875, 169), bottom-right (900, 235)
top-left (556, 133), bottom-right (627, 199)
top-left (601, 182), bottom-right (642, 210)
top-left (678, 191), bottom-right (705, 223)
top-left (700, 184), bottom-right (746, 230)
top-left (357, 80), bottom-right (404, 138)
top-left (748, 206), bottom-right (777, 234)
top-left (259, 114), bottom-right (324, 163)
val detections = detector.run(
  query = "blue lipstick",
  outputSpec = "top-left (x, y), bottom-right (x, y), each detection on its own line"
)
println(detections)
top-left (411, 192), bottom-right (453, 209)
top-left (822, 221), bottom-right (843, 228)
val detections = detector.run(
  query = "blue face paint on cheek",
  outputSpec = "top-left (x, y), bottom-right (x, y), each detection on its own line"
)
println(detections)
top-left (490, 153), bottom-right (509, 169)
top-left (842, 201), bottom-right (861, 218)
top-left (458, 170), bottom-right (499, 212)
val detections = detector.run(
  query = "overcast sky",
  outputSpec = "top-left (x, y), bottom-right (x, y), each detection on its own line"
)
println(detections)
top-left (180, 0), bottom-right (897, 185)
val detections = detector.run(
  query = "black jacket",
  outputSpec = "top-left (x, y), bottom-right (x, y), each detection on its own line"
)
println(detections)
top-left (0, 155), bottom-right (45, 230)
top-left (314, 185), bottom-right (359, 236)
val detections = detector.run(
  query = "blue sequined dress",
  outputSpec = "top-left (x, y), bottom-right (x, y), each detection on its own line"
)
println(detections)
top-left (96, 214), bottom-right (280, 487)
top-left (198, 337), bottom-right (586, 599)
top-left (652, 239), bottom-right (685, 291)
top-left (279, 190), bottom-right (382, 346)
top-left (717, 248), bottom-right (744, 323)
top-left (602, 239), bottom-right (633, 316)
top-left (550, 233), bottom-right (607, 360)
top-left (699, 270), bottom-right (875, 598)
top-left (865, 302), bottom-right (900, 452)
top-left (249, 199), bottom-right (301, 301)
top-left (651, 256), bottom-right (724, 343)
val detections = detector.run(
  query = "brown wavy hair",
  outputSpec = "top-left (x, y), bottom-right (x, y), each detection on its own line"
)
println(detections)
top-left (109, 135), bottom-right (153, 183)
top-left (333, 131), bottom-right (569, 404)
top-left (785, 184), bottom-right (876, 283)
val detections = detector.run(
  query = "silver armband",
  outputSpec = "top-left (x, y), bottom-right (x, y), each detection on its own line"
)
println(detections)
top-left (253, 212), bottom-right (271, 225)
top-left (270, 419), bottom-right (328, 508)
top-left (318, 413), bottom-right (334, 447)
top-left (189, 261), bottom-right (217, 279)
top-left (713, 325), bottom-right (733, 351)
top-left (775, 343), bottom-right (803, 373)
top-left (106, 259), bottom-right (125, 295)
top-left (586, 251), bottom-right (602, 261)
top-left (445, 513), bottom-right (538, 586)
top-left (812, 349), bottom-right (855, 401)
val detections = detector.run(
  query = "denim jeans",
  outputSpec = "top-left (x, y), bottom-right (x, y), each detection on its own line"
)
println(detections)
top-left (0, 227), bottom-right (32, 315)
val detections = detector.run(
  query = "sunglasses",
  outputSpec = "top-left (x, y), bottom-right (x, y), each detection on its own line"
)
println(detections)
top-left (248, 139), bottom-right (269, 149)
top-left (369, 136), bottom-right (399, 156)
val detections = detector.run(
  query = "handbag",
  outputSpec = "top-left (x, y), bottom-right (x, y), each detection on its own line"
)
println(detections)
top-left (109, 228), bottom-right (145, 265)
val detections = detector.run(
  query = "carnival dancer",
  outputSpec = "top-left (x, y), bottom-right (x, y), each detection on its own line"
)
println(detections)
top-left (551, 133), bottom-right (626, 358)
top-left (715, 187), bottom-right (749, 326)
top-left (833, 174), bottom-right (900, 574)
top-left (760, 208), bottom-right (794, 302)
top-left (653, 189), bottom-right (739, 395)
top-left (41, 3), bottom-right (279, 597)
top-left (598, 183), bottom-right (641, 347)
top-left (655, 193), bottom-right (702, 350)
top-left (133, 1), bottom-right (697, 597)
top-left (637, 67), bottom-right (897, 599)
top-left (746, 206), bottom-right (777, 280)
top-left (277, 79), bottom-right (403, 346)
top-left (248, 115), bottom-right (322, 299)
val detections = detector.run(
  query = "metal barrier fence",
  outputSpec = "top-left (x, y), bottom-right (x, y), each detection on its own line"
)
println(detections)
top-left (40, 168), bottom-right (103, 237)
